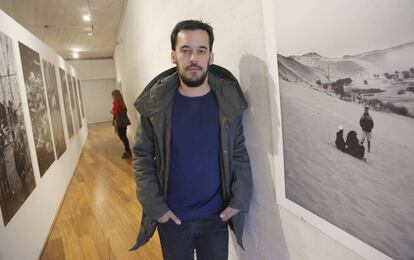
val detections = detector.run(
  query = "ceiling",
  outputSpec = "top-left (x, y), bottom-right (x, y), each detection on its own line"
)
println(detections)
top-left (0, 0), bottom-right (126, 60)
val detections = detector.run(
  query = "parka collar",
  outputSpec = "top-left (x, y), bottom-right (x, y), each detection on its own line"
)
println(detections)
top-left (134, 65), bottom-right (248, 118)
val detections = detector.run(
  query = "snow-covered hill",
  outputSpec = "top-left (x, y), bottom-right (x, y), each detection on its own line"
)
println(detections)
top-left (277, 54), bottom-right (325, 86)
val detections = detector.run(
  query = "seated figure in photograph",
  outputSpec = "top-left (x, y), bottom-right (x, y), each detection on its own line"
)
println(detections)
top-left (345, 130), bottom-right (366, 161)
top-left (335, 125), bottom-right (346, 152)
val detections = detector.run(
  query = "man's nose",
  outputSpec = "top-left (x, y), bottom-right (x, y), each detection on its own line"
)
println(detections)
top-left (189, 51), bottom-right (198, 62)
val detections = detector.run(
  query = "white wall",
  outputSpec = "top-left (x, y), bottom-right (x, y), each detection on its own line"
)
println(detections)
top-left (69, 59), bottom-right (116, 80)
top-left (82, 78), bottom-right (116, 124)
top-left (0, 9), bottom-right (88, 260)
top-left (114, 1), bottom-right (362, 259)
top-left (69, 59), bottom-right (117, 125)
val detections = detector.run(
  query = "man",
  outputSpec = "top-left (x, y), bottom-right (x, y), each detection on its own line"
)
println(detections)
top-left (131, 20), bottom-right (252, 260)
top-left (359, 106), bottom-right (374, 152)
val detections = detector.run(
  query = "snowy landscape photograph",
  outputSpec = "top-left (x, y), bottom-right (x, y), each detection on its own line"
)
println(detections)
top-left (275, 0), bottom-right (414, 259)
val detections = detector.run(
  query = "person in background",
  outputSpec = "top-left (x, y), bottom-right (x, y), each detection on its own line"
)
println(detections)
top-left (359, 106), bottom-right (374, 153)
top-left (111, 89), bottom-right (131, 158)
top-left (131, 20), bottom-right (252, 260)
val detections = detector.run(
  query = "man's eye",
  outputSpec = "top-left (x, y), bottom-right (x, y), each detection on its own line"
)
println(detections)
top-left (198, 50), bottom-right (207, 54)
top-left (182, 49), bottom-right (190, 54)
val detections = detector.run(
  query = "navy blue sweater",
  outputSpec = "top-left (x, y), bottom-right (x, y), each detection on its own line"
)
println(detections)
top-left (166, 90), bottom-right (223, 220)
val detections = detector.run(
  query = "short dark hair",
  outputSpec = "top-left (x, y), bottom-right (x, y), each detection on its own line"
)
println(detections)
top-left (170, 20), bottom-right (214, 51)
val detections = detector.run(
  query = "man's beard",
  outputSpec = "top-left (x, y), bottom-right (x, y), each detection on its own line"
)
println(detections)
top-left (178, 63), bottom-right (209, 88)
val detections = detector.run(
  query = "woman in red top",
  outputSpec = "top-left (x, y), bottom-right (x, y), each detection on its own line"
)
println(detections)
top-left (112, 89), bottom-right (131, 158)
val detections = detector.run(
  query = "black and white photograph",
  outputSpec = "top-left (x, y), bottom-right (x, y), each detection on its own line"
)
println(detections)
top-left (76, 78), bottom-right (85, 118)
top-left (67, 74), bottom-right (79, 131)
top-left (72, 76), bottom-right (82, 129)
top-left (18, 42), bottom-right (55, 177)
top-left (0, 31), bottom-right (35, 226)
top-left (275, 0), bottom-right (414, 259)
top-left (42, 59), bottom-right (66, 158)
top-left (58, 68), bottom-right (74, 139)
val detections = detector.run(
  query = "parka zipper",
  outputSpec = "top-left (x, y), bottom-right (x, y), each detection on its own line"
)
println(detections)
top-left (219, 114), bottom-right (230, 204)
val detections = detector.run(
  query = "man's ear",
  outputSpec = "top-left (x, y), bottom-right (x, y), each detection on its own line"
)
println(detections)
top-left (209, 52), bottom-right (214, 65)
top-left (171, 51), bottom-right (177, 64)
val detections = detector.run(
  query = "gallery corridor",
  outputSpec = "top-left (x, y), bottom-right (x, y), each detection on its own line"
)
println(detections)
top-left (40, 122), bottom-right (162, 260)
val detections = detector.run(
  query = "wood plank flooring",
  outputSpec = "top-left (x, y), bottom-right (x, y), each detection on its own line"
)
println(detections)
top-left (41, 122), bottom-right (162, 260)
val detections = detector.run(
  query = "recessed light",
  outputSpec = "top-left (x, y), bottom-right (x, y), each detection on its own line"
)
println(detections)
top-left (83, 14), bottom-right (91, 22)
top-left (88, 26), bottom-right (94, 36)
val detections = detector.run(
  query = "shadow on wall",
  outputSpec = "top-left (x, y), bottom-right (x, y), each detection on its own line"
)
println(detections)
top-left (229, 54), bottom-right (291, 260)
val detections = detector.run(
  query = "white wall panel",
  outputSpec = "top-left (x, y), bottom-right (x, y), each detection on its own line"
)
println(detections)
top-left (82, 78), bottom-right (116, 124)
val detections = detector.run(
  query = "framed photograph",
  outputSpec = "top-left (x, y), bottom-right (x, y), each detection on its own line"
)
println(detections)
top-left (274, 1), bottom-right (414, 259)
top-left (67, 74), bottom-right (79, 131)
top-left (76, 78), bottom-right (85, 119)
top-left (18, 42), bottom-right (55, 177)
top-left (58, 68), bottom-right (75, 139)
top-left (0, 31), bottom-right (36, 225)
top-left (42, 59), bottom-right (66, 158)
top-left (71, 76), bottom-right (82, 129)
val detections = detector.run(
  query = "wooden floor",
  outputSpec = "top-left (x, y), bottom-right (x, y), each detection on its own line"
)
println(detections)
top-left (41, 122), bottom-right (163, 260)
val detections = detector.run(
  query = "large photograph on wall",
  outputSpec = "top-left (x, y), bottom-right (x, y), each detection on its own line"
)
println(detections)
top-left (58, 68), bottom-right (74, 138)
top-left (18, 42), bottom-right (55, 177)
top-left (67, 74), bottom-right (79, 131)
top-left (0, 31), bottom-right (35, 225)
top-left (275, 0), bottom-right (414, 259)
top-left (42, 59), bottom-right (66, 158)
top-left (76, 79), bottom-right (85, 118)
top-left (72, 76), bottom-right (82, 129)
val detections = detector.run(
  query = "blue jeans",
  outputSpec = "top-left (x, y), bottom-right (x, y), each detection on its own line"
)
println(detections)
top-left (157, 215), bottom-right (229, 260)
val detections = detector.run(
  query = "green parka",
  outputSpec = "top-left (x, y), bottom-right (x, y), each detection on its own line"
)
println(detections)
top-left (131, 64), bottom-right (252, 251)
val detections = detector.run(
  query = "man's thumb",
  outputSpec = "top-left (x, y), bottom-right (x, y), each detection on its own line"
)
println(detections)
top-left (169, 212), bottom-right (182, 225)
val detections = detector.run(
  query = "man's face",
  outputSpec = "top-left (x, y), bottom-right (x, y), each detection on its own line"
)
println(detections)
top-left (364, 108), bottom-right (369, 113)
top-left (171, 29), bottom-right (214, 87)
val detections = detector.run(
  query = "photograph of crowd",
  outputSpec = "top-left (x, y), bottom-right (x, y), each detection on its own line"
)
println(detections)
top-left (18, 42), bottom-right (55, 177)
top-left (0, 31), bottom-right (35, 225)
top-left (42, 59), bottom-right (66, 158)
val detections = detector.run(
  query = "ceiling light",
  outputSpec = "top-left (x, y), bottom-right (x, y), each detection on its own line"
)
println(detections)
top-left (88, 25), bottom-right (94, 36)
top-left (72, 52), bottom-right (79, 59)
top-left (83, 14), bottom-right (91, 22)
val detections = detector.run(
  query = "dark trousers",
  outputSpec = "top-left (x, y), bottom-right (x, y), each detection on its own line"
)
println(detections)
top-left (157, 215), bottom-right (229, 260)
top-left (116, 126), bottom-right (130, 153)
